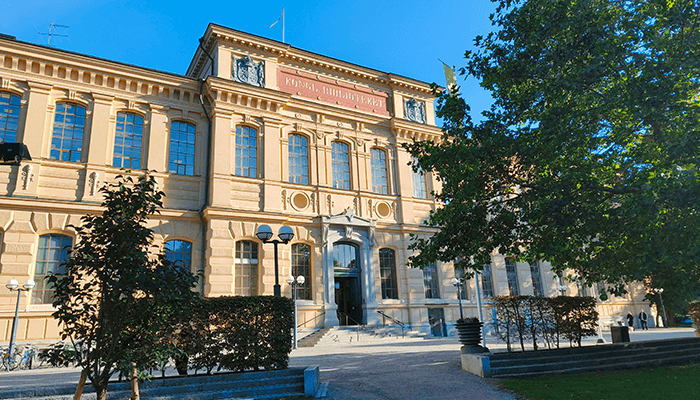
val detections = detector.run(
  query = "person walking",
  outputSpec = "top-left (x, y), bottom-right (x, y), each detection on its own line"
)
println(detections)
top-left (627, 312), bottom-right (635, 330)
top-left (639, 310), bottom-right (649, 330)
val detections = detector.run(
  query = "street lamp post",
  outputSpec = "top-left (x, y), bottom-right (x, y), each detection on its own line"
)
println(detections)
top-left (653, 288), bottom-right (668, 328)
top-left (286, 274), bottom-right (305, 349)
top-left (255, 225), bottom-right (294, 297)
top-left (451, 277), bottom-right (464, 320)
top-left (5, 279), bottom-right (35, 369)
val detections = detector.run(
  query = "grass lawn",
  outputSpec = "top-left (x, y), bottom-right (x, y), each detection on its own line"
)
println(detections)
top-left (498, 364), bottom-right (700, 400)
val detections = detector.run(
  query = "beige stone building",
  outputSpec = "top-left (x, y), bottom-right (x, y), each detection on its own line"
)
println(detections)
top-left (0, 24), bottom-right (651, 343)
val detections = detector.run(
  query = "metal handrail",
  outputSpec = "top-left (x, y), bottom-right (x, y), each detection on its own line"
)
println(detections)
top-left (297, 311), bottom-right (325, 329)
top-left (377, 310), bottom-right (406, 337)
top-left (337, 312), bottom-right (363, 341)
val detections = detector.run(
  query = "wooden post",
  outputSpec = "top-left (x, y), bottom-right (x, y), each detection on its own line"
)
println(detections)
top-left (73, 370), bottom-right (87, 400)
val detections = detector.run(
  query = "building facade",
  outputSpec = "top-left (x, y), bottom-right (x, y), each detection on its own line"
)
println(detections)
top-left (0, 24), bottom-right (651, 342)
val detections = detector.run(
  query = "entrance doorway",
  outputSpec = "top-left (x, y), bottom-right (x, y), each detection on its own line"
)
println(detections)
top-left (335, 277), bottom-right (362, 325)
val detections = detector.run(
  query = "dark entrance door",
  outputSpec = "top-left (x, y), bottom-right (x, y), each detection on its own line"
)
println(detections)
top-left (428, 308), bottom-right (447, 337)
top-left (335, 277), bottom-right (362, 325)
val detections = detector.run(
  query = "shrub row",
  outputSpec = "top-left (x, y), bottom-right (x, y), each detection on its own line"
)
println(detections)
top-left (492, 295), bottom-right (598, 351)
top-left (166, 296), bottom-right (294, 374)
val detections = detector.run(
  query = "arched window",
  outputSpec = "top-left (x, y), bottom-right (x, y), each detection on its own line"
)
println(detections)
top-left (331, 141), bottom-right (350, 190)
top-left (235, 126), bottom-right (257, 177)
top-left (51, 103), bottom-right (85, 162)
top-left (235, 240), bottom-right (258, 296)
top-left (169, 121), bottom-right (195, 175)
top-left (423, 262), bottom-right (440, 299)
top-left (289, 134), bottom-right (309, 184)
top-left (292, 243), bottom-right (311, 300)
top-left (33, 234), bottom-right (72, 304)
top-left (164, 240), bottom-right (192, 270)
top-left (411, 157), bottom-right (428, 199)
top-left (113, 112), bottom-right (144, 169)
top-left (379, 248), bottom-right (398, 299)
top-left (0, 91), bottom-right (21, 143)
top-left (371, 148), bottom-right (389, 195)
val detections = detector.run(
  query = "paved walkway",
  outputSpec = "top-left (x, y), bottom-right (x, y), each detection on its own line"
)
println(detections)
top-left (1, 327), bottom-right (696, 399)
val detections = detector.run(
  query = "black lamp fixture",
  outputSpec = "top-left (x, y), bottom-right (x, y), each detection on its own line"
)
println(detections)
top-left (255, 225), bottom-right (294, 297)
top-left (0, 143), bottom-right (31, 165)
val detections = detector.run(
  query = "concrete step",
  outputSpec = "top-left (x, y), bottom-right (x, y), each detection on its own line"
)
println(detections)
top-left (488, 337), bottom-right (700, 378)
top-left (297, 327), bottom-right (333, 348)
top-left (0, 368), bottom-right (307, 400)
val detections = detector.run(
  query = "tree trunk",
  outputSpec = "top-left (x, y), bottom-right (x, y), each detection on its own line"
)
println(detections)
top-left (130, 367), bottom-right (140, 400)
top-left (73, 370), bottom-right (88, 400)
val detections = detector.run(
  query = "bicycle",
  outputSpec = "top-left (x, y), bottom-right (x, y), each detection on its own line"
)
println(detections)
top-left (0, 347), bottom-right (21, 371)
top-left (17, 345), bottom-right (37, 370)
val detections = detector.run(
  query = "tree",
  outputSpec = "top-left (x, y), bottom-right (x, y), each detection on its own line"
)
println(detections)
top-left (51, 172), bottom-right (198, 400)
top-left (405, 0), bottom-right (700, 301)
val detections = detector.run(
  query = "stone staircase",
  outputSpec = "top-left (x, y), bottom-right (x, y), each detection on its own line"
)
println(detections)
top-left (0, 367), bottom-right (320, 400)
top-left (486, 337), bottom-right (700, 378)
top-left (297, 327), bottom-right (333, 348)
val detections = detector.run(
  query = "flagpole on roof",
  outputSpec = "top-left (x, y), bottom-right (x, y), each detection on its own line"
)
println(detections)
top-left (270, 7), bottom-right (285, 43)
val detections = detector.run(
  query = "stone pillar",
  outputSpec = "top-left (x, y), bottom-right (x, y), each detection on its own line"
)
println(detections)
top-left (146, 104), bottom-right (169, 172)
top-left (262, 117), bottom-right (283, 211)
top-left (209, 109), bottom-right (233, 208)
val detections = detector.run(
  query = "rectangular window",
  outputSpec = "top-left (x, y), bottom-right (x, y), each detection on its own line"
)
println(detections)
top-left (332, 141), bottom-right (350, 190)
top-left (51, 103), bottom-right (85, 162)
top-left (481, 263), bottom-right (494, 299)
top-left (169, 121), bottom-right (195, 176)
top-left (412, 158), bottom-right (428, 199)
top-left (423, 262), bottom-right (440, 299)
top-left (506, 258), bottom-right (520, 295)
top-left (113, 112), bottom-right (143, 169)
top-left (292, 243), bottom-right (311, 300)
top-left (33, 234), bottom-right (72, 304)
top-left (235, 240), bottom-right (258, 296)
top-left (379, 248), bottom-right (398, 299)
top-left (289, 134), bottom-right (309, 184)
top-left (0, 91), bottom-right (21, 143)
top-left (530, 261), bottom-right (544, 296)
top-left (371, 148), bottom-right (389, 195)
top-left (235, 126), bottom-right (257, 177)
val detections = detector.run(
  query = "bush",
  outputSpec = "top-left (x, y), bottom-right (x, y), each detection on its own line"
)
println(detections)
top-left (688, 301), bottom-right (700, 328)
top-left (493, 295), bottom-right (598, 351)
top-left (169, 296), bottom-right (294, 374)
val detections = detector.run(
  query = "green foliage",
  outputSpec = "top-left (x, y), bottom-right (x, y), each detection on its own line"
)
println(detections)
top-left (169, 296), bottom-right (294, 374)
top-left (688, 301), bottom-right (700, 328)
top-left (493, 295), bottom-right (598, 351)
top-left (404, 0), bottom-right (700, 302)
top-left (50, 172), bottom-right (199, 399)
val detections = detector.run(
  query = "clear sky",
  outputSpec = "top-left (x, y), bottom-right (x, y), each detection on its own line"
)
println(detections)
top-left (1, 0), bottom-right (496, 121)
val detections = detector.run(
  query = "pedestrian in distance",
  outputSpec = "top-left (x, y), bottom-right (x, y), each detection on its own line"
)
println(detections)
top-left (639, 310), bottom-right (649, 330)
top-left (627, 312), bottom-right (635, 331)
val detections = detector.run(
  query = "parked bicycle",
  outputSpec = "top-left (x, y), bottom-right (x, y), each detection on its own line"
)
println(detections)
top-left (0, 345), bottom-right (38, 371)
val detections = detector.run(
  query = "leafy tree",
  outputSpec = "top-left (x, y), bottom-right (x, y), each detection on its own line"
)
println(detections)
top-left (405, 0), bottom-right (700, 301)
top-left (51, 173), bottom-right (198, 400)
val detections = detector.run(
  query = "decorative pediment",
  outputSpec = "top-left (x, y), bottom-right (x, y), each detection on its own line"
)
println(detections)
top-left (323, 207), bottom-right (373, 228)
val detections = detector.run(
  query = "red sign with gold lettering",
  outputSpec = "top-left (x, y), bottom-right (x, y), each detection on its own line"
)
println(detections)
top-left (277, 67), bottom-right (390, 116)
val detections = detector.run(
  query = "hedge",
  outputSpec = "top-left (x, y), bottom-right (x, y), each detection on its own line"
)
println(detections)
top-left (492, 295), bottom-right (598, 351)
top-left (167, 296), bottom-right (294, 374)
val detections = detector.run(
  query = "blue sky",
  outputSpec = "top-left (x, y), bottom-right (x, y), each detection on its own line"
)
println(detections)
top-left (2, 0), bottom-right (496, 121)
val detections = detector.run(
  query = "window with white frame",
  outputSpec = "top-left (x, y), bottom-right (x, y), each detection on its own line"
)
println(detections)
top-left (113, 112), bottom-right (143, 169)
top-left (380, 248), bottom-right (399, 299)
top-left (411, 157), bottom-right (428, 199)
top-left (235, 240), bottom-right (258, 296)
top-left (169, 121), bottom-right (195, 176)
top-left (33, 234), bottom-right (72, 304)
top-left (292, 243), bottom-right (311, 300)
top-left (371, 148), bottom-right (389, 194)
top-left (423, 262), bottom-right (440, 299)
top-left (51, 103), bottom-right (85, 162)
top-left (530, 261), bottom-right (544, 296)
top-left (332, 141), bottom-right (350, 190)
top-left (481, 263), bottom-right (495, 298)
top-left (289, 134), bottom-right (309, 184)
top-left (235, 126), bottom-right (257, 177)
